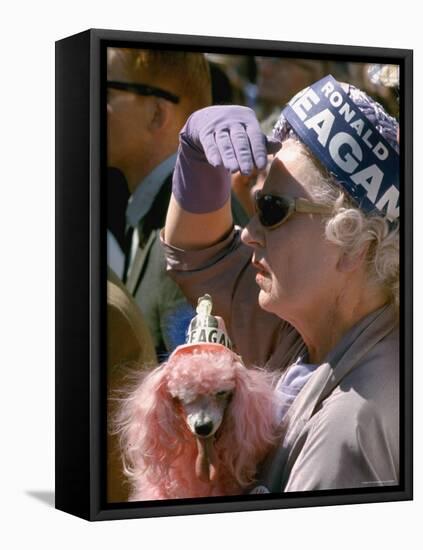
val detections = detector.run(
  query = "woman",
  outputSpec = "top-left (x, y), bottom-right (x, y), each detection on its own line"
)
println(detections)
top-left (161, 75), bottom-right (399, 492)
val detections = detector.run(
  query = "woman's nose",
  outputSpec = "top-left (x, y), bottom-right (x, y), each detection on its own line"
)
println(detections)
top-left (241, 215), bottom-right (264, 249)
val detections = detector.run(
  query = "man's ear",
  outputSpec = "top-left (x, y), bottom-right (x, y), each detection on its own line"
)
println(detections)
top-left (148, 97), bottom-right (173, 132)
top-left (337, 244), bottom-right (369, 273)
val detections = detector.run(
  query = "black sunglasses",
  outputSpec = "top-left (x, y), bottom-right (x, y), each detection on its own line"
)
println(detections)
top-left (254, 191), bottom-right (333, 229)
top-left (107, 80), bottom-right (180, 104)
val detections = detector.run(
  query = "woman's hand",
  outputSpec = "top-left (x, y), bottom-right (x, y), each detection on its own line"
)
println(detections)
top-left (181, 105), bottom-right (281, 175)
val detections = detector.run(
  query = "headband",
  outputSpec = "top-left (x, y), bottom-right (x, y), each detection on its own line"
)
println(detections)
top-left (281, 75), bottom-right (399, 222)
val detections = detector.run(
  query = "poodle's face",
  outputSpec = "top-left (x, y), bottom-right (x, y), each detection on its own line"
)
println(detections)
top-left (166, 350), bottom-right (237, 438)
top-left (176, 389), bottom-right (233, 438)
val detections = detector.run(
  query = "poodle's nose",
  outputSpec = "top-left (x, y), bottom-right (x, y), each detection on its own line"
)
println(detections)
top-left (194, 420), bottom-right (214, 437)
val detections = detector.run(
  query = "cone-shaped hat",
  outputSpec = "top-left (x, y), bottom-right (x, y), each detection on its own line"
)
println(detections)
top-left (169, 294), bottom-right (234, 358)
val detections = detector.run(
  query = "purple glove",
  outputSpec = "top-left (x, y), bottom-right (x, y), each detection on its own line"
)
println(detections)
top-left (172, 105), bottom-right (281, 214)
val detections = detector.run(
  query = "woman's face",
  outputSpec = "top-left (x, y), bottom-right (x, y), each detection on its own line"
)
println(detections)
top-left (241, 141), bottom-right (343, 322)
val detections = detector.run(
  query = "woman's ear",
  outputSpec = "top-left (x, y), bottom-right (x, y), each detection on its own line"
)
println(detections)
top-left (337, 244), bottom-right (369, 273)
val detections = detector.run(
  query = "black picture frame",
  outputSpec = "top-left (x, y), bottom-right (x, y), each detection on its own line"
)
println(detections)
top-left (55, 28), bottom-right (413, 521)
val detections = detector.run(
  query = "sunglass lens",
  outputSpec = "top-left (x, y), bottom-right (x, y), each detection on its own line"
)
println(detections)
top-left (256, 194), bottom-right (291, 227)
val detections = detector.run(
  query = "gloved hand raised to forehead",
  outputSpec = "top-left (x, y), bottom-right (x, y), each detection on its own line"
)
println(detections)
top-left (182, 105), bottom-right (281, 175)
top-left (173, 105), bottom-right (281, 215)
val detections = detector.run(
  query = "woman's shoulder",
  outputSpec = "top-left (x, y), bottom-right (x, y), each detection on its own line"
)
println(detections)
top-left (337, 323), bottom-right (399, 403)
top-left (311, 326), bottom-right (399, 444)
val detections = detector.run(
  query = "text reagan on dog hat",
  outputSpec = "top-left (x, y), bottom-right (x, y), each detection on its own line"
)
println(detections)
top-left (170, 294), bottom-right (234, 359)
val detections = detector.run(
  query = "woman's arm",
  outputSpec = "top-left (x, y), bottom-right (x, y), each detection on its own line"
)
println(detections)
top-left (164, 194), bottom-right (232, 250)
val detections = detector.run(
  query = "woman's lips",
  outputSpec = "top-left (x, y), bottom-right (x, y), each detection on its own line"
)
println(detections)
top-left (252, 259), bottom-right (270, 281)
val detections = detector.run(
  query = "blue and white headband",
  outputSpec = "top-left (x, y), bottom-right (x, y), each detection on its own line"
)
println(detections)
top-left (274, 75), bottom-right (400, 222)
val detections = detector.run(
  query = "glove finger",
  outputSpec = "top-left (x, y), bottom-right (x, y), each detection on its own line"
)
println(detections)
top-left (215, 129), bottom-right (240, 173)
top-left (246, 126), bottom-right (268, 170)
top-left (201, 132), bottom-right (224, 167)
top-left (265, 136), bottom-right (282, 155)
top-left (229, 123), bottom-right (254, 175)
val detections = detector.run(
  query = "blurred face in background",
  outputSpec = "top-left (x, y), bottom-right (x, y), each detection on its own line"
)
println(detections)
top-left (107, 48), bottom-right (153, 173)
top-left (255, 57), bottom-right (324, 107)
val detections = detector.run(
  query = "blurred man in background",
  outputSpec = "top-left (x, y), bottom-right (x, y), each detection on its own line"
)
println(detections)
top-left (107, 47), bottom-right (213, 358)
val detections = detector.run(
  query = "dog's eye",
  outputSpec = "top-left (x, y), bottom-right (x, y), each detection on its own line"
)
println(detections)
top-left (215, 390), bottom-right (230, 398)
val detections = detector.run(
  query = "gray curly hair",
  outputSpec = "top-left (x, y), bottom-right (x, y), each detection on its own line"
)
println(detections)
top-left (273, 83), bottom-right (400, 309)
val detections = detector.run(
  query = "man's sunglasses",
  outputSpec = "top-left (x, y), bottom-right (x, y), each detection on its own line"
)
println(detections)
top-left (107, 80), bottom-right (180, 104)
top-left (254, 191), bottom-right (333, 229)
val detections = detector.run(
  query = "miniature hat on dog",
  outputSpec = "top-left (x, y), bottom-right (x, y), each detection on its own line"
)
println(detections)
top-left (169, 294), bottom-right (234, 359)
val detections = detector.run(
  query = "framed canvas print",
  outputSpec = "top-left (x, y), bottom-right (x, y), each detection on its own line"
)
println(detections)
top-left (55, 28), bottom-right (413, 521)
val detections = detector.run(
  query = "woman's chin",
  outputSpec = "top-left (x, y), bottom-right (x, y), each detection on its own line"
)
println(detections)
top-left (258, 288), bottom-right (273, 312)
top-left (256, 273), bottom-right (278, 310)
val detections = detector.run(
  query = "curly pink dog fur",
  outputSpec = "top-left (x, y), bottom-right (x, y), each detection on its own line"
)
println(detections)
top-left (114, 349), bottom-right (281, 500)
